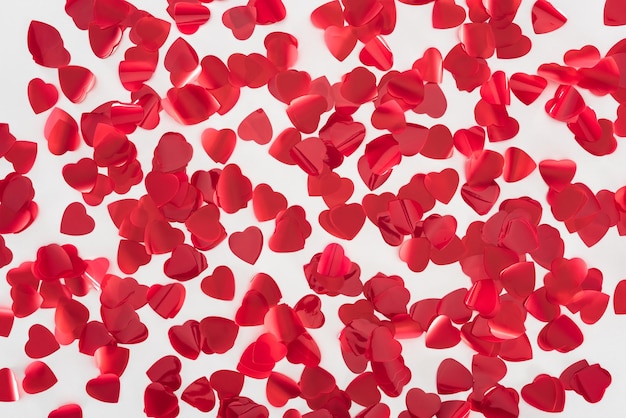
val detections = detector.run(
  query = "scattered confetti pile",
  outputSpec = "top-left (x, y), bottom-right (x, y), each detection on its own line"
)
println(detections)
top-left (2, 0), bottom-right (626, 417)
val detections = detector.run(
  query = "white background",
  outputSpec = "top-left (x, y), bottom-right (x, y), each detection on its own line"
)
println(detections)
top-left (1, 0), bottom-right (626, 417)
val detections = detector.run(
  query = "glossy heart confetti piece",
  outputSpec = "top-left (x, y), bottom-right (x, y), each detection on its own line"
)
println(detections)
top-left (604, 0), bottom-right (626, 26)
top-left (521, 374), bottom-right (565, 412)
top-left (86, 373), bottom-right (120, 403)
top-left (94, 345), bottom-right (129, 376)
top-left (436, 358), bottom-right (473, 394)
top-left (169, 320), bottom-right (201, 359)
top-left (44, 108), bottom-right (81, 155)
top-left (210, 370), bottom-right (244, 400)
top-left (5, 140), bottom-right (37, 174)
top-left (359, 36), bottom-right (394, 71)
top-left (28, 21), bottom-right (71, 68)
top-left (0, 368), bottom-right (18, 402)
top-left (27, 78), bottom-right (58, 114)
top-left (48, 404), bottom-right (82, 418)
top-left (216, 164), bottom-right (253, 214)
top-left (229, 226), bottom-right (263, 265)
top-left (509, 73), bottom-right (547, 105)
top-left (144, 382), bottom-right (178, 417)
top-left (569, 363), bottom-right (612, 403)
top-left (146, 355), bottom-right (182, 391)
top-left (461, 181), bottom-right (500, 215)
top-left (460, 23), bottom-right (495, 59)
top-left (265, 372), bottom-right (300, 407)
top-left (58, 65), bottom-right (95, 104)
top-left (60, 202), bottom-right (95, 236)
top-left (22, 361), bottom-right (57, 394)
top-left (25, 324), bottom-right (60, 359)
top-left (201, 266), bottom-right (236, 301)
top-left (181, 377), bottom-right (215, 412)
top-left (503, 147), bottom-right (536, 182)
top-left (222, 6), bottom-right (257, 40)
top-left (405, 388), bottom-right (441, 418)
top-left (531, 0), bottom-right (567, 34)
top-left (432, 0), bottom-right (466, 29)
top-left (425, 315), bottom-right (461, 349)
top-left (164, 85), bottom-right (218, 125)
top-left (171, 2), bottom-right (210, 35)
top-left (238, 108), bottom-right (273, 145)
top-left (147, 283), bottom-right (185, 319)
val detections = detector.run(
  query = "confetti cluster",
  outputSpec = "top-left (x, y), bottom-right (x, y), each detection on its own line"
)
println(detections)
top-left (2, 0), bottom-right (626, 417)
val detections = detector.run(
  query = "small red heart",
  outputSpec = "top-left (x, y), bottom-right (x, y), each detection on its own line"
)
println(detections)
top-left (424, 168), bottom-right (459, 204)
top-left (222, 6), bottom-right (257, 40)
top-left (367, 326), bottom-right (402, 362)
top-left (460, 181), bottom-right (500, 215)
top-left (25, 324), bottom-right (60, 359)
top-left (201, 266), bottom-right (236, 301)
top-left (521, 374), bottom-right (565, 412)
top-left (169, 320), bottom-right (202, 360)
top-left (421, 124), bottom-right (453, 159)
top-left (432, 0), bottom-right (466, 29)
top-left (27, 78), bottom-right (58, 114)
top-left (497, 34), bottom-right (532, 59)
top-left (235, 291), bottom-right (270, 326)
top-left (425, 315), bottom-right (461, 349)
top-left (406, 388), bottom-right (441, 418)
top-left (436, 358), bottom-right (473, 394)
top-left (58, 65), bottom-right (95, 103)
top-left (324, 26), bottom-right (357, 62)
top-left (94, 346), bottom-right (130, 376)
top-left (22, 361), bottom-right (57, 394)
top-left (266, 372), bottom-right (301, 407)
top-left (145, 171), bottom-right (180, 207)
top-left (60, 202), bottom-right (95, 236)
top-left (229, 226), bottom-right (263, 265)
top-left (319, 203), bottom-right (366, 240)
top-left (286, 94), bottom-right (328, 134)
top-left (238, 108), bottom-right (273, 145)
top-left (564, 45), bottom-right (600, 68)
top-left (86, 373), bottom-right (120, 403)
top-left (359, 37), bottom-right (394, 71)
top-left (28, 21), bottom-right (71, 68)
top-left (5, 141), bottom-right (37, 174)
top-left (200, 316), bottom-right (239, 354)
top-left (201, 128), bottom-right (236, 164)
top-left (146, 355), bottom-right (182, 391)
top-left (182, 376), bottom-right (216, 412)
top-left (253, 183), bottom-right (288, 222)
top-left (268, 70), bottom-right (312, 104)
top-left (62, 158), bottom-right (98, 193)
top-left (147, 283), bottom-right (186, 319)
top-left (413, 47), bottom-right (443, 84)
top-left (44, 108), bottom-right (81, 156)
top-left (531, 0), bottom-right (567, 34)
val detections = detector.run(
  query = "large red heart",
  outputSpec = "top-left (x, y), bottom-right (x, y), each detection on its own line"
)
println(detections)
top-left (147, 283), bottom-right (185, 319)
top-left (521, 374), bottom-right (565, 412)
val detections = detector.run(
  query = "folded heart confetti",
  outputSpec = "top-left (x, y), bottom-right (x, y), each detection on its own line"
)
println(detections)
top-left (2, 0), bottom-right (626, 417)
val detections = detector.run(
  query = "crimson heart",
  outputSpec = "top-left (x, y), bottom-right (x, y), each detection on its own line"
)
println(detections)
top-left (60, 202), bottom-right (95, 236)
top-left (229, 226), bottom-right (263, 265)
top-left (24, 324), bottom-right (59, 359)
top-left (86, 373), bottom-right (120, 403)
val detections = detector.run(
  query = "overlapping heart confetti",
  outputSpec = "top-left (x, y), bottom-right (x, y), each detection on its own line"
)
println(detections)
top-left (2, 0), bottom-right (626, 417)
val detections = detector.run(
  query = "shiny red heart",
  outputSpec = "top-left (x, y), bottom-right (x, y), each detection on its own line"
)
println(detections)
top-left (229, 226), bottom-right (264, 265)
